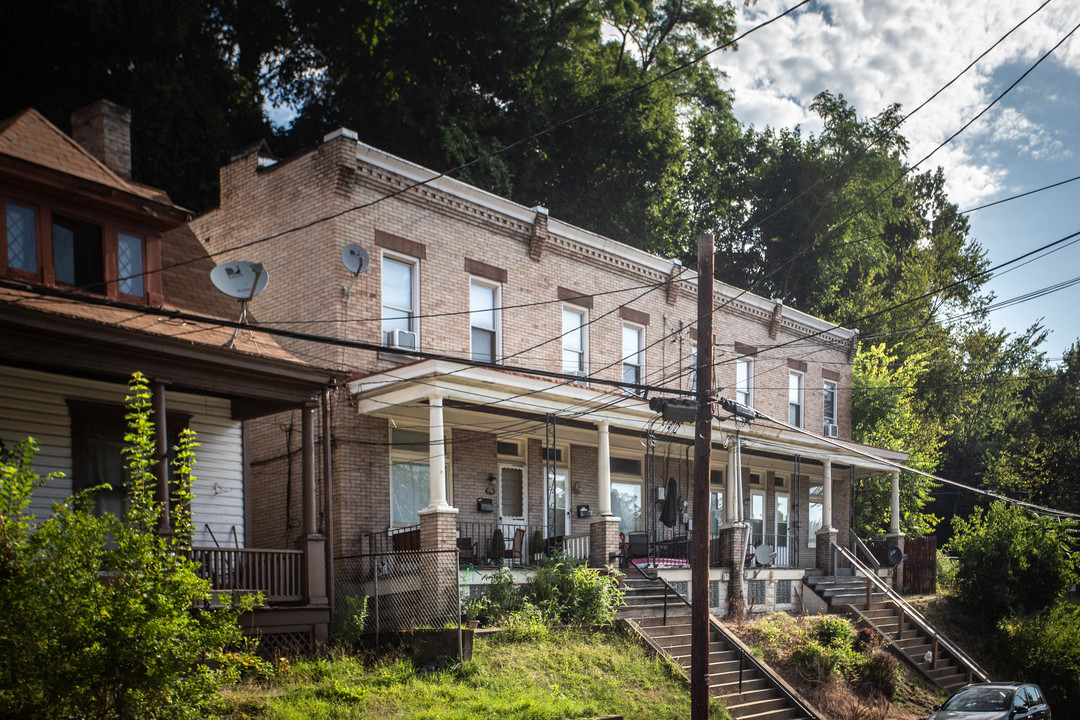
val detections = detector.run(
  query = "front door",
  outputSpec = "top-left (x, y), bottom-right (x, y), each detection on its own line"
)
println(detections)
top-left (498, 462), bottom-right (527, 533)
top-left (775, 492), bottom-right (790, 566)
top-left (547, 467), bottom-right (570, 537)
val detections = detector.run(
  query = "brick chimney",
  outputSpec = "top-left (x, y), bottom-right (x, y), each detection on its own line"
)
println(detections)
top-left (71, 99), bottom-right (132, 180)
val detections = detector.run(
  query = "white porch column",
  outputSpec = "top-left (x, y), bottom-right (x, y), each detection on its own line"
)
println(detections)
top-left (725, 441), bottom-right (739, 525)
top-left (822, 458), bottom-right (834, 530)
top-left (597, 421), bottom-right (611, 515)
top-left (890, 469), bottom-right (901, 534)
top-left (426, 394), bottom-right (449, 509)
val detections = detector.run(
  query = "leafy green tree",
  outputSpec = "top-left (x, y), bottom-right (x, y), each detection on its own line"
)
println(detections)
top-left (985, 341), bottom-right (1080, 514)
top-left (0, 373), bottom-right (258, 719)
top-left (850, 342), bottom-right (943, 538)
top-left (947, 501), bottom-right (1077, 620)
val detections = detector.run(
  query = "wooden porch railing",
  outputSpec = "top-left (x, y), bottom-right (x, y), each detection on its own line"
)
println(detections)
top-left (188, 547), bottom-right (304, 604)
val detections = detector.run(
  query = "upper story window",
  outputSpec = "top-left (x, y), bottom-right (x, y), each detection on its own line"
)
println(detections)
top-left (469, 279), bottom-right (500, 363)
top-left (689, 344), bottom-right (698, 393)
top-left (2, 196), bottom-right (151, 301)
top-left (5, 202), bottom-right (37, 274)
top-left (788, 371), bottom-right (804, 427)
top-left (823, 380), bottom-right (838, 436)
top-left (381, 252), bottom-right (419, 350)
top-left (736, 358), bottom-right (753, 406)
top-left (622, 323), bottom-right (644, 395)
top-left (562, 306), bottom-right (588, 377)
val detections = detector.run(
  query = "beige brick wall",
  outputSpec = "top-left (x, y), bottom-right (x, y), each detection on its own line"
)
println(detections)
top-left (193, 133), bottom-right (858, 560)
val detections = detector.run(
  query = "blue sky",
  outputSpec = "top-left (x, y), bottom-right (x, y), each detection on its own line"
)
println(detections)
top-left (717, 0), bottom-right (1080, 355)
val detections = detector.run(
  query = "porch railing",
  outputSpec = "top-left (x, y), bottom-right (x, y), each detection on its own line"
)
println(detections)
top-left (361, 524), bottom-right (421, 555)
top-left (188, 547), bottom-right (304, 604)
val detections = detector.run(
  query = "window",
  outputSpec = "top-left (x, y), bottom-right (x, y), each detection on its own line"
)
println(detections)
top-left (5, 202), bottom-right (37, 274)
top-left (689, 345), bottom-right (697, 393)
top-left (610, 454), bottom-right (643, 533)
top-left (469, 279), bottom-right (500, 363)
top-left (53, 214), bottom-right (105, 293)
top-left (117, 232), bottom-right (145, 297)
top-left (562, 306), bottom-right (587, 376)
top-left (621, 323), bottom-right (644, 395)
top-left (749, 490), bottom-right (765, 546)
top-left (389, 429), bottom-right (441, 526)
top-left (736, 358), bottom-right (753, 406)
top-left (788, 371), bottom-right (804, 427)
top-left (775, 493), bottom-right (789, 550)
top-left (823, 379), bottom-right (838, 433)
top-left (382, 253), bottom-right (419, 349)
top-left (808, 482), bottom-right (823, 547)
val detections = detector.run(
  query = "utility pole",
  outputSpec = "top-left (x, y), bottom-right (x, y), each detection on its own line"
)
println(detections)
top-left (691, 233), bottom-right (714, 720)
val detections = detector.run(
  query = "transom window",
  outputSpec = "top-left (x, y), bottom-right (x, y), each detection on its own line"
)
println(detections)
top-left (469, 279), bottom-right (500, 363)
top-left (562, 306), bottom-right (587, 376)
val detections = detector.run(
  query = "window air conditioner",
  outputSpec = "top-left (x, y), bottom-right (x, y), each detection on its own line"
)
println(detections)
top-left (824, 423), bottom-right (839, 438)
top-left (386, 329), bottom-right (418, 351)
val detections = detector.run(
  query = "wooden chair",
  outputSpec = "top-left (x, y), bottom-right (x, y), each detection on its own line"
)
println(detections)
top-left (503, 528), bottom-right (525, 564)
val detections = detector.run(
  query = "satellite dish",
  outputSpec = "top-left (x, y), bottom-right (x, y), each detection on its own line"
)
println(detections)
top-left (886, 546), bottom-right (907, 566)
top-left (753, 544), bottom-right (775, 567)
top-left (211, 261), bottom-right (268, 300)
top-left (341, 244), bottom-right (370, 276)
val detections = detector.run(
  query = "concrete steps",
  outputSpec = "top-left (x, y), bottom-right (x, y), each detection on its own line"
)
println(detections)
top-left (618, 577), bottom-right (822, 720)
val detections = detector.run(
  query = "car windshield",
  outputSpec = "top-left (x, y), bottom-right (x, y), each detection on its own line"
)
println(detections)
top-left (942, 687), bottom-right (1012, 711)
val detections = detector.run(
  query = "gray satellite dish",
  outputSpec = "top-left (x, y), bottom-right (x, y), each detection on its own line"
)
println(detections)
top-left (341, 244), bottom-right (370, 276)
top-left (211, 261), bottom-right (268, 300)
top-left (753, 544), bottom-right (775, 567)
top-left (210, 261), bottom-right (268, 348)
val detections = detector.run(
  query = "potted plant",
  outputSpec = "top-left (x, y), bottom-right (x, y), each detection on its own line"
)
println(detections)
top-left (530, 529), bottom-right (545, 563)
top-left (491, 527), bottom-right (505, 563)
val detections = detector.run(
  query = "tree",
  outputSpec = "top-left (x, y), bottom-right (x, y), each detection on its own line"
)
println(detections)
top-left (946, 501), bottom-right (1077, 620)
top-left (0, 373), bottom-right (257, 719)
top-left (850, 342), bottom-right (943, 538)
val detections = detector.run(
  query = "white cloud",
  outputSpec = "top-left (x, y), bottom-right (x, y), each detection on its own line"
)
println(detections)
top-left (716, 0), bottom-right (1080, 206)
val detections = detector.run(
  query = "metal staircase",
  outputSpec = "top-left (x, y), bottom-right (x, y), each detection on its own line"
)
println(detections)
top-left (619, 576), bottom-right (826, 720)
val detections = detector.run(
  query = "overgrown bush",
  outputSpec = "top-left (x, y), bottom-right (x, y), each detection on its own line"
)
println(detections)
top-left (333, 595), bottom-right (369, 647)
top-left (0, 373), bottom-right (259, 719)
top-left (999, 603), bottom-right (1080, 712)
top-left (501, 602), bottom-right (550, 642)
top-left (526, 554), bottom-right (625, 624)
top-left (936, 550), bottom-right (958, 593)
top-left (947, 501), bottom-right (1078, 619)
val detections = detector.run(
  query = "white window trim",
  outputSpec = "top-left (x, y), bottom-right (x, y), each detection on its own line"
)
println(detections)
top-left (381, 249), bottom-right (420, 348)
top-left (610, 452), bottom-right (644, 532)
top-left (736, 357), bottom-right (754, 407)
top-left (388, 427), bottom-right (452, 527)
top-left (823, 379), bottom-right (838, 427)
top-left (788, 370), bottom-right (804, 428)
top-left (621, 322), bottom-right (646, 395)
top-left (808, 482), bottom-right (823, 548)
top-left (469, 276), bottom-right (502, 363)
top-left (561, 304), bottom-right (589, 378)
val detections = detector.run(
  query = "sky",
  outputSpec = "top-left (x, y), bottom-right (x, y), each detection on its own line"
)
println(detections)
top-left (715, 0), bottom-right (1080, 355)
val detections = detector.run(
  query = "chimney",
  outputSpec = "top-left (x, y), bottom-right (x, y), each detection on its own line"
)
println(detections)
top-left (71, 99), bottom-right (132, 180)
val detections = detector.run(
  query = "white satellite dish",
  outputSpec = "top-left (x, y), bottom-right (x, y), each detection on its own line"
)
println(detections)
top-left (209, 261), bottom-right (268, 348)
top-left (341, 244), bottom-right (370, 276)
top-left (211, 261), bottom-right (268, 300)
top-left (753, 544), bottom-right (775, 567)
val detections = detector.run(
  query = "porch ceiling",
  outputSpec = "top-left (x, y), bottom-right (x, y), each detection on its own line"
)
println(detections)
top-left (348, 360), bottom-right (906, 473)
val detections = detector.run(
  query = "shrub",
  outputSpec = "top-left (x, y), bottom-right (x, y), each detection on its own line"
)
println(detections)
top-left (936, 550), bottom-right (958, 593)
top-left (334, 595), bottom-right (369, 647)
top-left (500, 602), bottom-right (550, 642)
top-left (948, 501), bottom-right (1078, 619)
top-left (0, 373), bottom-right (258, 720)
top-left (999, 603), bottom-right (1080, 711)
top-left (858, 650), bottom-right (899, 698)
top-left (525, 555), bottom-right (624, 624)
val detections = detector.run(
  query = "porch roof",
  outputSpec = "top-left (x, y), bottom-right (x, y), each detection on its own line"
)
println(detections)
top-left (347, 359), bottom-right (905, 473)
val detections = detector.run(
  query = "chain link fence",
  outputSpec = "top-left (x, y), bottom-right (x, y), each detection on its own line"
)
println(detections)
top-left (335, 549), bottom-right (462, 657)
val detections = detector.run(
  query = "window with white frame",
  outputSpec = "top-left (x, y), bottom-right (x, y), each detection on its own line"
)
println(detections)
top-left (381, 253), bottom-right (419, 350)
top-left (709, 468), bottom-right (724, 535)
top-left (749, 490), bottom-right (765, 546)
top-left (788, 371), bottom-right (804, 427)
top-left (689, 344), bottom-right (698, 393)
top-left (562, 305), bottom-right (587, 376)
top-left (736, 358), bottom-right (753, 406)
top-left (610, 455), bottom-right (643, 533)
top-left (823, 379), bottom-right (838, 434)
top-left (469, 278), bottom-right (500, 363)
top-left (388, 429), bottom-right (451, 526)
top-left (622, 323), bottom-right (644, 395)
top-left (808, 482), bottom-right (823, 547)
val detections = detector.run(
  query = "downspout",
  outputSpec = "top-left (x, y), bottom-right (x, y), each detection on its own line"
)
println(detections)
top-left (322, 388), bottom-right (335, 620)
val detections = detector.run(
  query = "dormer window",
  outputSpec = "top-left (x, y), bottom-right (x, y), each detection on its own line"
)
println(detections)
top-left (53, 214), bottom-right (105, 294)
top-left (5, 202), bottom-right (37, 274)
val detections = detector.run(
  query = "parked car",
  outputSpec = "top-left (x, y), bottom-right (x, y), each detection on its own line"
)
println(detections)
top-left (927, 683), bottom-right (1050, 720)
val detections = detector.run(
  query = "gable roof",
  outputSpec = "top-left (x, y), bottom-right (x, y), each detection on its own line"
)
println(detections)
top-left (0, 108), bottom-right (176, 207)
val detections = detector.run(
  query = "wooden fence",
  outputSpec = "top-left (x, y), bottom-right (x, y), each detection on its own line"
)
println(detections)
top-left (902, 535), bottom-right (937, 595)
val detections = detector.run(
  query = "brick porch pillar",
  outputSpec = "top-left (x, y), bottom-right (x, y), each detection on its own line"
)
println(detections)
top-left (301, 405), bottom-right (328, 646)
top-left (589, 516), bottom-right (621, 568)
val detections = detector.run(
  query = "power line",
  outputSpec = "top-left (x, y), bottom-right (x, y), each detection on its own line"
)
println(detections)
top-left (960, 173), bottom-right (1080, 214)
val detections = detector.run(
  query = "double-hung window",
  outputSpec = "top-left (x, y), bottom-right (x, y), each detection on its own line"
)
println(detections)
top-left (823, 379), bottom-right (838, 435)
top-left (382, 253), bottom-right (419, 350)
top-left (736, 358), bottom-right (753, 406)
top-left (389, 429), bottom-right (452, 526)
top-left (469, 279), bottom-right (500, 363)
top-left (788, 371), bottom-right (804, 427)
top-left (610, 455), bottom-right (643, 533)
top-left (622, 323), bottom-right (644, 395)
top-left (562, 306), bottom-right (587, 376)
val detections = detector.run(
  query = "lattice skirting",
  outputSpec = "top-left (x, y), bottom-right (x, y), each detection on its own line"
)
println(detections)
top-left (249, 629), bottom-right (314, 659)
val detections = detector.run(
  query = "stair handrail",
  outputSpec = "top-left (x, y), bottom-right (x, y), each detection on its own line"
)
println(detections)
top-left (636, 573), bottom-right (827, 720)
top-left (849, 529), bottom-right (881, 570)
top-left (831, 542), bottom-right (990, 683)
